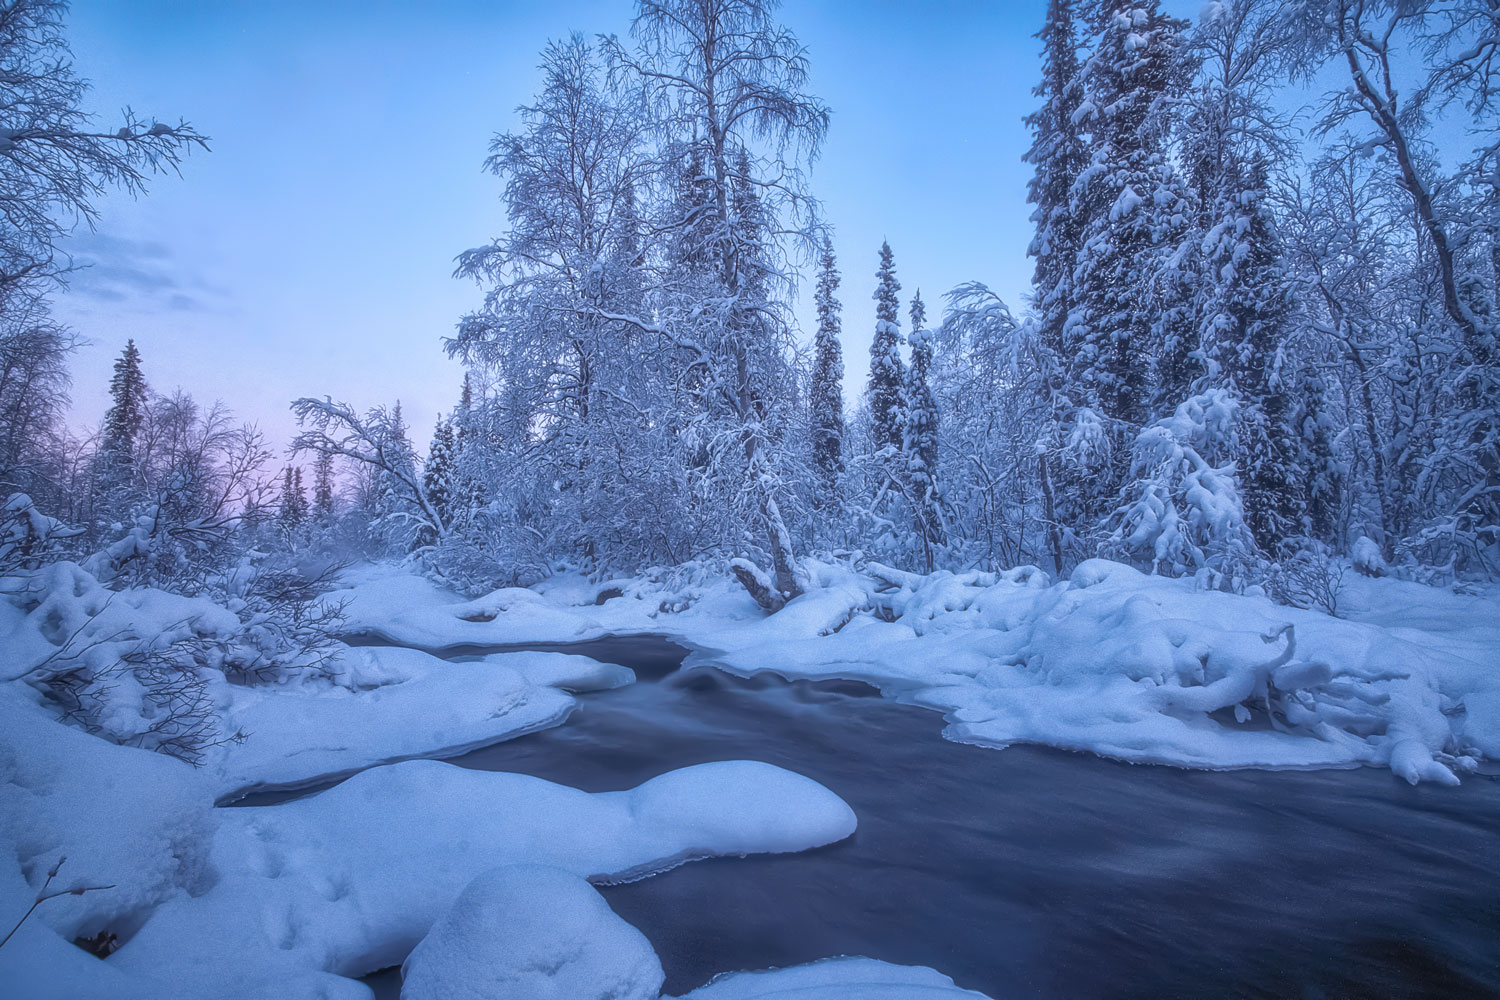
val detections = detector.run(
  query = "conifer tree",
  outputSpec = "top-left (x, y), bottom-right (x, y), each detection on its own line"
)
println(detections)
top-left (867, 241), bottom-right (905, 455)
top-left (1294, 367), bottom-right (1343, 543)
top-left (279, 465), bottom-right (308, 528)
top-left (1025, 0), bottom-right (1087, 372)
top-left (424, 416), bottom-right (456, 531)
top-left (1201, 156), bottom-right (1300, 551)
top-left (1025, 0), bottom-right (1089, 571)
top-left (809, 235), bottom-right (845, 512)
top-left (903, 290), bottom-right (942, 562)
top-left (1068, 0), bottom-right (1192, 502)
top-left (100, 339), bottom-right (148, 473)
top-left (313, 450), bottom-right (336, 517)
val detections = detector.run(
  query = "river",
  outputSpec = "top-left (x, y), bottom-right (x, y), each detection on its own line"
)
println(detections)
top-left (338, 635), bottom-right (1500, 999)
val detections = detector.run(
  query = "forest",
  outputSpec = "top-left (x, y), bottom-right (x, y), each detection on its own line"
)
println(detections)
top-left (2, 0), bottom-right (1500, 998)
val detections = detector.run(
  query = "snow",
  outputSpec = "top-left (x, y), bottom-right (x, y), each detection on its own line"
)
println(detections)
top-left (211, 646), bottom-right (583, 801)
top-left (4, 554), bottom-right (1497, 998)
top-left (400, 868), bottom-right (993, 1000)
top-left (1352, 535), bottom-right (1387, 577)
top-left (325, 558), bottom-right (1500, 786)
top-left (27, 754), bottom-right (852, 997)
top-left (672, 957), bottom-right (992, 999)
top-left (401, 865), bottom-right (664, 1000)
top-left (705, 560), bottom-right (1497, 784)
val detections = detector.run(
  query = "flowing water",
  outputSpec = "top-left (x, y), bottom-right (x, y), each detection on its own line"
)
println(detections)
top-left (347, 635), bottom-right (1500, 999)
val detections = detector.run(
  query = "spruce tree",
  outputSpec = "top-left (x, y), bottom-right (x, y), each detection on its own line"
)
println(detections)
top-left (100, 339), bottom-right (148, 473)
top-left (867, 240), bottom-right (905, 456)
top-left (313, 451), bottom-right (336, 517)
top-left (1068, 0), bottom-right (1191, 500)
top-left (903, 290), bottom-right (942, 561)
top-left (1025, 0), bottom-right (1087, 372)
top-left (424, 416), bottom-right (456, 531)
top-left (1200, 156), bottom-right (1300, 551)
top-left (1294, 367), bottom-right (1343, 544)
top-left (1025, 0), bottom-right (1089, 571)
top-left (279, 466), bottom-right (308, 528)
top-left (809, 236), bottom-right (845, 512)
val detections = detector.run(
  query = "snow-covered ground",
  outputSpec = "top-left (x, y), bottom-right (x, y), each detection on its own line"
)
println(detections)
top-left (2, 554), bottom-right (1495, 998)
top-left (338, 557), bottom-right (1500, 785)
top-left (1, 681), bottom-right (860, 998)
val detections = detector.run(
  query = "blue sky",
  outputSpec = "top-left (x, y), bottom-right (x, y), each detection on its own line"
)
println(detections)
top-left (54, 1), bottom-right (1163, 450)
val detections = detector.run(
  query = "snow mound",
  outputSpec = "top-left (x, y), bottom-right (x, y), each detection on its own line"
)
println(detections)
top-left (401, 865), bottom-right (663, 1000)
top-left (215, 645), bottom-right (576, 799)
top-left (480, 649), bottom-right (636, 692)
top-left (109, 759), bottom-right (856, 993)
top-left (672, 956), bottom-right (993, 998)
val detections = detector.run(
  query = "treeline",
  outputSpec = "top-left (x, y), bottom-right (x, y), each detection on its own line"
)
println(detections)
top-left (291, 0), bottom-right (1497, 604)
top-left (4, 0), bottom-right (1498, 619)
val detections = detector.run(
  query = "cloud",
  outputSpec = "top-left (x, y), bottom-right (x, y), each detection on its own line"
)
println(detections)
top-left (58, 232), bottom-right (228, 314)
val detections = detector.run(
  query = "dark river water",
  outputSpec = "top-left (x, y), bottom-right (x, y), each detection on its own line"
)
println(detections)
top-left (347, 635), bottom-right (1500, 1000)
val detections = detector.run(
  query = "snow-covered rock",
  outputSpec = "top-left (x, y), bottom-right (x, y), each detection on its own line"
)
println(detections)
top-left (401, 865), bottom-right (663, 1000)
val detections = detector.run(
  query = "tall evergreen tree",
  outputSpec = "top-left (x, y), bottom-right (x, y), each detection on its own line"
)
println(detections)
top-left (903, 290), bottom-right (942, 562)
top-left (279, 465), bottom-right (308, 528)
top-left (1201, 156), bottom-right (1300, 550)
top-left (100, 339), bottom-right (147, 473)
top-left (809, 235), bottom-right (845, 512)
top-left (1025, 0), bottom-right (1087, 372)
top-left (867, 240), bottom-right (905, 455)
top-left (1067, 0), bottom-right (1192, 502)
top-left (424, 416), bottom-right (456, 531)
top-left (1294, 366), bottom-right (1343, 544)
top-left (313, 450), bottom-right (336, 517)
top-left (1024, 0), bottom-right (1089, 572)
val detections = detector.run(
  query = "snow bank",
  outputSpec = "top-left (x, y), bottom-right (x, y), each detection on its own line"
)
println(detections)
top-left (330, 562), bottom-right (769, 652)
top-left (704, 560), bottom-right (1497, 784)
top-left (212, 646), bottom-right (578, 800)
top-left (401, 865), bottom-right (663, 1000)
top-left (672, 957), bottom-right (993, 999)
top-left (328, 559), bottom-right (1500, 784)
top-left (108, 759), bottom-right (855, 993)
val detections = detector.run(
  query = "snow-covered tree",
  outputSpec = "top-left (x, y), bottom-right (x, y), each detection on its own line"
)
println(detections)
top-left (291, 397), bottom-right (439, 549)
top-left (808, 235), bottom-right (844, 518)
top-left (0, 0), bottom-right (208, 306)
top-left (598, 0), bottom-right (830, 610)
top-left (96, 339), bottom-right (148, 493)
top-left (1107, 390), bottom-right (1257, 587)
top-left (1024, 0), bottom-right (1089, 571)
top-left (902, 291), bottom-right (942, 566)
top-left (1292, 365), bottom-right (1343, 542)
top-left (1063, 0), bottom-right (1196, 549)
top-left (423, 416), bottom-right (456, 532)
top-left (312, 450), bottom-right (335, 517)
top-left (1181, 2), bottom-right (1304, 552)
top-left (278, 465), bottom-right (308, 529)
top-left (867, 240), bottom-right (904, 456)
top-left (1068, 0), bottom-right (1193, 442)
top-left (0, 303), bottom-right (75, 503)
